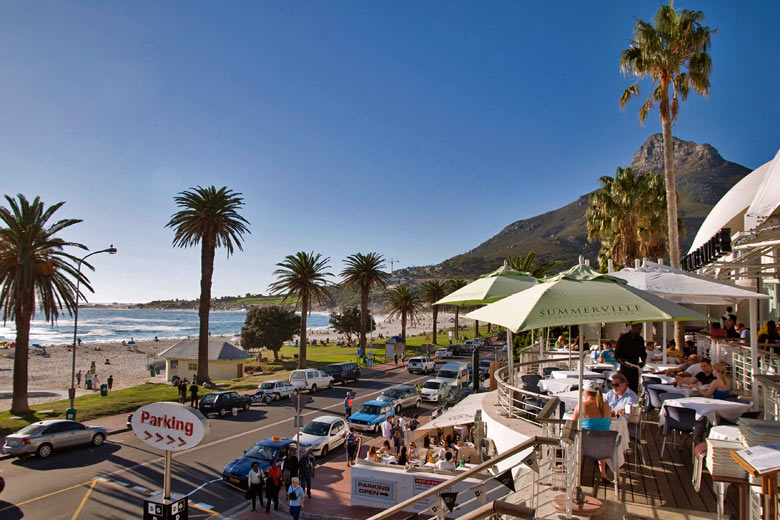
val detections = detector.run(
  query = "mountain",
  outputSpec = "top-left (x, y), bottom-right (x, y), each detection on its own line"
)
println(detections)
top-left (397, 134), bottom-right (751, 280)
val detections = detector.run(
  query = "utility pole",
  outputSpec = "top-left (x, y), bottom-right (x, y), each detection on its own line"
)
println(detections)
top-left (389, 258), bottom-right (400, 274)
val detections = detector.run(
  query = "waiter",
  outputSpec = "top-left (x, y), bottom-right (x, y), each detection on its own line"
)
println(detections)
top-left (615, 323), bottom-right (647, 393)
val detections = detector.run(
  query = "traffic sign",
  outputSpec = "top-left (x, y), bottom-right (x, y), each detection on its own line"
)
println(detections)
top-left (131, 402), bottom-right (209, 452)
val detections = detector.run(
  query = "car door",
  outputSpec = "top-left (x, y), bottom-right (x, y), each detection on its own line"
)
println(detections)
top-left (43, 422), bottom-right (68, 448)
top-left (67, 422), bottom-right (91, 446)
top-left (229, 392), bottom-right (241, 407)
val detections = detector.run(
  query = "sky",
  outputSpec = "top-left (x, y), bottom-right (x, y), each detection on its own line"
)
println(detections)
top-left (1, 1), bottom-right (778, 303)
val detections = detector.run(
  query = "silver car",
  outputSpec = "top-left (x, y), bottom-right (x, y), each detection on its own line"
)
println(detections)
top-left (377, 385), bottom-right (422, 413)
top-left (2, 420), bottom-right (107, 459)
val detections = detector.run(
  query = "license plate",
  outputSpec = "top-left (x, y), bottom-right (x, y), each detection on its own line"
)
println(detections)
top-left (354, 426), bottom-right (363, 431)
top-left (230, 478), bottom-right (239, 483)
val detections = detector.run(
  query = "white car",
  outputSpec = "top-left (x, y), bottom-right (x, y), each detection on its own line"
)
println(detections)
top-left (257, 380), bottom-right (297, 402)
top-left (289, 369), bottom-right (334, 393)
top-left (420, 378), bottom-right (452, 403)
top-left (298, 415), bottom-right (347, 457)
top-left (435, 348), bottom-right (452, 359)
top-left (407, 356), bottom-right (435, 374)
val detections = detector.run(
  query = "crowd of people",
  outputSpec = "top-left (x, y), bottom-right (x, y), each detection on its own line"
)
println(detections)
top-left (245, 447), bottom-right (316, 519)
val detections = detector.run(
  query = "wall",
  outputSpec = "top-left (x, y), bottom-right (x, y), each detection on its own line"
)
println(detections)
top-left (165, 358), bottom-right (241, 381)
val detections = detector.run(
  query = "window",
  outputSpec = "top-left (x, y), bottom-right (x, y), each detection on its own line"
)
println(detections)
top-left (188, 363), bottom-right (197, 371)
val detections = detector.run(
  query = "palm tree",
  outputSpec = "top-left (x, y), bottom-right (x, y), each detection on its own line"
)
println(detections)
top-left (166, 186), bottom-right (249, 383)
top-left (445, 279), bottom-right (468, 340)
top-left (385, 284), bottom-right (423, 343)
top-left (506, 252), bottom-right (560, 278)
top-left (269, 252), bottom-right (333, 369)
top-left (421, 280), bottom-right (447, 346)
top-left (619, 1), bottom-right (714, 349)
top-left (0, 195), bottom-right (91, 414)
top-left (587, 167), bottom-right (672, 268)
top-left (341, 253), bottom-right (389, 351)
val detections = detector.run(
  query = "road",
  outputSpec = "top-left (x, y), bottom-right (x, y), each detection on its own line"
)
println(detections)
top-left (0, 351), bottom-right (494, 520)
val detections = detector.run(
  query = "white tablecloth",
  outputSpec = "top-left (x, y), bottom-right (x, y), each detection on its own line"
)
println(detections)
top-left (550, 370), bottom-right (603, 380)
top-left (556, 390), bottom-right (581, 412)
top-left (539, 377), bottom-right (602, 394)
top-left (660, 397), bottom-right (752, 426)
top-left (381, 455), bottom-right (397, 464)
top-left (708, 425), bottom-right (741, 441)
top-left (641, 373), bottom-right (675, 384)
top-left (645, 363), bottom-right (680, 372)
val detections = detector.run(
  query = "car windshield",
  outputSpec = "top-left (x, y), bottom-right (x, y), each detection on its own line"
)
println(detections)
top-left (359, 405), bottom-right (380, 415)
top-left (200, 393), bottom-right (217, 404)
top-left (382, 389), bottom-right (403, 398)
top-left (438, 370), bottom-right (458, 379)
top-left (260, 382), bottom-right (275, 390)
top-left (302, 421), bottom-right (330, 436)
top-left (480, 361), bottom-right (491, 367)
top-left (245, 444), bottom-right (280, 461)
top-left (16, 423), bottom-right (48, 436)
top-left (290, 372), bottom-right (304, 380)
top-left (423, 381), bottom-right (440, 390)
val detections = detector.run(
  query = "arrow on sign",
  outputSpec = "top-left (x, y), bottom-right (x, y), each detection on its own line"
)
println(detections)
top-left (178, 437), bottom-right (186, 447)
top-left (166, 435), bottom-right (175, 445)
top-left (155, 433), bottom-right (163, 442)
top-left (144, 431), bottom-right (152, 440)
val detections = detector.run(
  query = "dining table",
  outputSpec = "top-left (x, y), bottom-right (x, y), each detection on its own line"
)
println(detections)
top-left (381, 455), bottom-right (397, 464)
top-left (539, 377), bottom-right (603, 394)
top-left (562, 412), bottom-right (630, 470)
top-left (645, 383), bottom-right (697, 397)
top-left (659, 397), bottom-right (753, 426)
top-left (550, 370), bottom-right (604, 380)
top-left (644, 362), bottom-right (680, 372)
top-left (641, 372), bottom-right (676, 384)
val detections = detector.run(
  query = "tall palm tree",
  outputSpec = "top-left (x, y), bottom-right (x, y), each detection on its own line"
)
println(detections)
top-left (587, 167), bottom-right (672, 269)
top-left (446, 279), bottom-right (468, 340)
top-left (619, 1), bottom-right (714, 349)
top-left (341, 253), bottom-right (389, 351)
top-left (269, 252), bottom-right (333, 369)
top-left (166, 186), bottom-right (249, 383)
top-left (385, 284), bottom-right (423, 343)
top-left (506, 252), bottom-right (560, 278)
top-left (421, 280), bottom-right (447, 346)
top-left (0, 195), bottom-right (91, 414)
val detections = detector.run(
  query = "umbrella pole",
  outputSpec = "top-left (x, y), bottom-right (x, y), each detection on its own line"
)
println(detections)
top-left (750, 299), bottom-right (759, 408)
top-left (507, 329), bottom-right (514, 387)
top-left (662, 322), bottom-right (668, 364)
top-left (574, 328), bottom-right (585, 506)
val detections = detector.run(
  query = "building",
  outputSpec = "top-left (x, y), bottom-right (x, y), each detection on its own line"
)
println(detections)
top-left (159, 338), bottom-right (251, 381)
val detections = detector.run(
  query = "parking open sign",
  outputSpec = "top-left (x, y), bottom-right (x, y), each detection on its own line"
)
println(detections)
top-left (352, 478), bottom-right (396, 503)
top-left (132, 402), bottom-right (209, 452)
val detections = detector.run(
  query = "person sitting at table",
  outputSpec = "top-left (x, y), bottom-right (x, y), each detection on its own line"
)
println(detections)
top-left (555, 335), bottom-right (567, 350)
top-left (736, 323), bottom-right (749, 340)
top-left (665, 340), bottom-right (684, 362)
top-left (435, 451), bottom-right (456, 471)
top-left (572, 380), bottom-right (611, 483)
top-left (664, 354), bottom-right (699, 377)
top-left (709, 322), bottom-right (727, 338)
top-left (758, 321), bottom-right (780, 349)
top-left (693, 362), bottom-right (732, 399)
top-left (682, 339), bottom-right (696, 357)
top-left (408, 441), bottom-right (419, 461)
top-left (378, 440), bottom-right (392, 457)
top-left (366, 446), bottom-right (381, 463)
top-left (598, 340), bottom-right (618, 367)
top-left (679, 358), bottom-right (715, 386)
top-left (645, 341), bottom-right (662, 362)
top-left (724, 318), bottom-right (740, 339)
top-left (445, 433), bottom-right (457, 448)
top-left (397, 446), bottom-right (409, 466)
top-left (604, 373), bottom-right (639, 413)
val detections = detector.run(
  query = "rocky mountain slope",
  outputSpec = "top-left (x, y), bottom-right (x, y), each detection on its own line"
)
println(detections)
top-left (398, 134), bottom-right (750, 280)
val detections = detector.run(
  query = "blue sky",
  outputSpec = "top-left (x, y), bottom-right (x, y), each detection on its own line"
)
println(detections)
top-left (1, 1), bottom-right (778, 303)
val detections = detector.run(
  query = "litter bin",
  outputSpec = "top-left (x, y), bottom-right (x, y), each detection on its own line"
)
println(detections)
top-left (155, 367), bottom-right (160, 375)
top-left (100, 384), bottom-right (108, 397)
top-left (150, 368), bottom-right (155, 377)
top-left (85, 378), bottom-right (92, 390)
top-left (66, 408), bottom-right (77, 420)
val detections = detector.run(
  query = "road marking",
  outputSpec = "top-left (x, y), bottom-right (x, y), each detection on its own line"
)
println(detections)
top-left (70, 479), bottom-right (96, 520)
top-left (187, 478), bottom-right (221, 496)
top-left (0, 481), bottom-right (91, 512)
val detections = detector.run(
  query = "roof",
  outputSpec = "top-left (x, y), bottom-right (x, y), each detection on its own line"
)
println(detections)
top-left (383, 385), bottom-right (415, 391)
top-left (362, 400), bottom-right (388, 406)
top-left (308, 415), bottom-right (343, 424)
top-left (417, 393), bottom-right (486, 432)
top-left (159, 338), bottom-right (251, 361)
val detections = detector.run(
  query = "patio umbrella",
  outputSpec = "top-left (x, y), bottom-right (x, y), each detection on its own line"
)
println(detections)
top-left (465, 263), bottom-right (707, 515)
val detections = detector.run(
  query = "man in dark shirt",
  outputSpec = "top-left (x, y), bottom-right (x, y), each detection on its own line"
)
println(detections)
top-left (615, 323), bottom-right (647, 393)
top-left (282, 450), bottom-right (299, 490)
top-left (680, 359), bottom-right (715, 385)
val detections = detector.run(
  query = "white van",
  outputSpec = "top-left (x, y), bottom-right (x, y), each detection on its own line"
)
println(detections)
top-left (437, 362), bottom-right (469, 389)
top-left (289, 369), bottom-right (334, 393)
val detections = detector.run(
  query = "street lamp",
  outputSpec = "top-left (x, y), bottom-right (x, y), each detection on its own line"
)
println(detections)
top-left (69, 245), bottom-right (118, 413)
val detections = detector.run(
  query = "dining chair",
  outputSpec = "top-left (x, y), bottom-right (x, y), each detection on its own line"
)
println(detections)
top-left (660, 405), bottom-right (697, 457)
top-left (543, 367), bottom-right (562, 377)
top-left (581, 429), bottom-right (621, 496)
top-left (521, 374), bottom-right (543, 387)
top-left (627, 411), bottom-right (645, 466)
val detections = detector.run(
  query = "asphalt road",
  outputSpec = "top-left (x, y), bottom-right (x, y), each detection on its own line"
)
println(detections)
top-left (0, 352), bottom-right (495, 520)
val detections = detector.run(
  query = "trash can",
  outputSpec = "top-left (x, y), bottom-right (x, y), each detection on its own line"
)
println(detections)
top-left (155, 367), bottom-right (160, 375)
top-left (150, 368), bottom-right (155, 377)
top-left (66, 408), bottom-right (77, 420)
top-left (100, 384), bottom-right (108, 397)
top-left (85, 378), bottom-right (92, 390)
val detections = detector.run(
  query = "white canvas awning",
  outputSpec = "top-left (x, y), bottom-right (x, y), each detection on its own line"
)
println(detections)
top-left (417, 393), bottom-right (485, 432)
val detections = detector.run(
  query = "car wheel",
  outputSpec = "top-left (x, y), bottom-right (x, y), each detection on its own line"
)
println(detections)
top-left (37, 443), bottom-right (53, 459)
top-left (243, 402), bottom-right (250, 412)
top-left (92, 433), bottom-right (106, 446)
top-left (310, 384), bottom-right (317, 393)
top-left (273, 393), bottom-right (281, 401)
top-left (328, 381), bottom-right (334, 389)
top-left (264, 394), bottom-right (273, 404)
top-left (219, 407), bottom-right (228, 417)
top-left (321, 445), bottom-right (329, 457)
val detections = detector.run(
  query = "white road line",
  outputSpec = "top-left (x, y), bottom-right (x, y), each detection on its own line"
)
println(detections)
top-left (187, 478), bottom-right (222, 496)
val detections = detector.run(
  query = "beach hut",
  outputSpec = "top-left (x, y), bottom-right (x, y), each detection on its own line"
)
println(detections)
top-left (159, 338), bottom-right (251, 381)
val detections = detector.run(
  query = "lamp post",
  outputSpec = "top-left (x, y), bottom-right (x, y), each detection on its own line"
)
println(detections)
top-left (69, 245), bottom-right (117, 412)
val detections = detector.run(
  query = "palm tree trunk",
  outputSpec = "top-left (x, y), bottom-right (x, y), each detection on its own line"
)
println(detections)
top-left (11, 303), bottom-right (31, 415)
top-left (401, 311), bottom-right (407, 343)
top-left (432, 307), bottom-right (438, 345)
top-left (197, 238), bottom-right (216, 384)
top-left (454, 307), bottom-right (459, 340)
top-left (359, 285), bottom-right (368, 350)
top-left (299, 293), bottom-right (309, 369)
top-left (661, 113), bottom-right (686, 351)
top-left (273, 348), bottom-right (280, 362)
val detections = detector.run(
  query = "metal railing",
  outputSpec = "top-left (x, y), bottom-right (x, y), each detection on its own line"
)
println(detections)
top-left (494, 356), bottom-right (572, 424)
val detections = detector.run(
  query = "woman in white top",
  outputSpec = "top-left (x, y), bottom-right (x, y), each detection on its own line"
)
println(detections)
top-left (247, 461), bottom-right (265, 511)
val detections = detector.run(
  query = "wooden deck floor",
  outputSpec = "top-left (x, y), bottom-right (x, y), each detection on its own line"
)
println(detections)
top-left (580, 419), bottom-right (741, 518)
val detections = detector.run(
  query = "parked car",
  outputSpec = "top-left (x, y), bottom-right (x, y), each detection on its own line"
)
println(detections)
top-left (298, 415), bottom-right (347, 457)
top-left (377, 385), bottom-right (422, 413)
top-left (222, 437), bottom-right (297, 489)
top-left (478, 359), bottom-right (493, 375)
top-left (460, 341), bottom-right (476, 354)
top-left (198, 391), bottom-right (252, 417)
top-left (254, 380), bottom-right (297, 403)
top-left (347, 400), bottom-right (395, 433)
top-left (420, 378), bottom-right (452, 403)
top-left (289, 369), bottom-right (334, 393)
top-left (2, 420), bottom-right (107, 459)
top-left (324, 362), bottom-right (361, 385)
top-left (435, 348), bottom-right (452, 359)
top-left (407, 356), bottom-right (435, 374)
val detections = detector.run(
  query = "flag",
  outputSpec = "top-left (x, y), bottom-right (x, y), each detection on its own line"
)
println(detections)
top-left (495, 468), bottom-right (515, 492)
top-left (440, 491), bottom-right (458, 512)
top-left (431, 497), bottom-right (446, 519)
top-left (473, 482), bottom-right (487, 504)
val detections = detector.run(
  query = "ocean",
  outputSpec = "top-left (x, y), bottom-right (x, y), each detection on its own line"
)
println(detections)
top-left (0, 308), bottom-right (332, 345)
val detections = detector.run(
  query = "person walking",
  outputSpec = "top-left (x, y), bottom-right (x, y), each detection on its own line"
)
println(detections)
top-left (178, 379), bottom-right (187, 404)
top-left (615, 323), bottom-right (647, 394)
top-left (345, 427), bottom-right (359, 467)
top-left (392, 423), bottom-right (403, 456)
top-left (247, 461), bottom-right (265, 511)
top-left (282, 449), bottom-right (299, 491)
top-left (265, 461), bottom-right (281, 512)
top-left (189, 381), bottom-right (199, 407)
top-left (92, 373), bottom-right (99, 392)
top-left (76, 370), bottom-right (82, 388)
top-left (344, 392), bottom-right (353, 419)
top-left (381, 416), bottom-right (393, 445)
top-left (107, 375), bottom-right (113, 393)
top-left (287, 477), bottom-right (304, 520)
top-left (299, 448), bottom-right (315, 498)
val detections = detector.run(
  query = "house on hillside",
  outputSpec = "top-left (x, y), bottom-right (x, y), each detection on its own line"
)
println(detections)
top-left (159, 338), bottom-right (251, 381)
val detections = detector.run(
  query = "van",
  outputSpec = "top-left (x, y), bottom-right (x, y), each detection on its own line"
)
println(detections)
top-left (289, 369), bottom-right (334, 393)
top-left (324, 362), bottom-right (361, 385)
top-left (437, 362), bottom-right (469, 389)
top-left (420, 378), bottom-right (452, 403)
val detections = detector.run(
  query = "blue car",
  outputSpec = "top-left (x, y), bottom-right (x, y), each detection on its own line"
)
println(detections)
top-left (347, 400), bottom-right (395, 433)
top-left (222, 437), bottom-right (297, 489)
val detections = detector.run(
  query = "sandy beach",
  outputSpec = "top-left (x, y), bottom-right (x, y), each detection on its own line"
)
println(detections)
top-left (0, 311), bottom-right (474, 411)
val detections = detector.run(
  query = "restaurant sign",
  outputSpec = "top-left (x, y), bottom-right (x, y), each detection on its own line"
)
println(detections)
top-left (411, 477), bottom-right (445, 511)
top-left (352, 479), bottom-right (396, 503)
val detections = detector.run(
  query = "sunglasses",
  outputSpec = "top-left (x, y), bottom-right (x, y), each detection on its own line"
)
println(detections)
top-left (611, 381), bottom-right (626, 386)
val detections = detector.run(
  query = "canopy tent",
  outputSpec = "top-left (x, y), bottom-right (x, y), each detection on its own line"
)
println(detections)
top-left (416, 392), bottom-right (485, 432)
top-left (433, 265), bottom-right (538, 307)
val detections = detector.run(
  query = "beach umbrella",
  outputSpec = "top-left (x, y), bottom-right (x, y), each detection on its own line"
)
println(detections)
top-left (465, 263), bottom-right (707, 514)
top-left (433, 264), bottom-right (538, 307)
